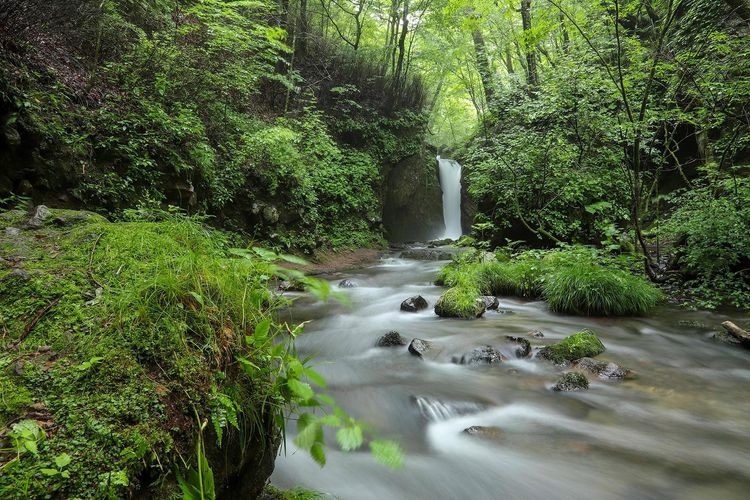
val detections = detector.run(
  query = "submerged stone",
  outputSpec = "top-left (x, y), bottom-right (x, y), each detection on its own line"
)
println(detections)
top-left (411, 395), bottom-right (486, 421)
top-left (538, 329), bottom-right (605, 365)
top-left (574, 357), bottom-right (635, 380)
top-left (452, 345), bottom-right (503, 365)
top-left (463, 426), bottom-right (504, 440)
top-left (401, 295), bottom-right (428, 312)
top-left (376, 331), bottom-right (407, 347)
top-left (553, 372), bottom-right (590, 392)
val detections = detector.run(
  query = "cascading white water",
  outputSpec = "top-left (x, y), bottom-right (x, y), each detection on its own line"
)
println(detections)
top-left (437, 156), bottom-right (463, 240)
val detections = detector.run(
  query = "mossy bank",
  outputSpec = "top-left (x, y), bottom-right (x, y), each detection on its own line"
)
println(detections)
top-left (0, 208), bottom-right (296, 498)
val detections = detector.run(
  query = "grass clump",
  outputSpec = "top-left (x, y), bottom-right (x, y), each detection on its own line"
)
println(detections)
top-left (435, 246), bottom-right (662, 316)
top-left (543, 263), bottom-right (663, 316)
top-left (435, 286), bottom-right (485, 318)
top-left (539, 330), bottom-right (605, 365)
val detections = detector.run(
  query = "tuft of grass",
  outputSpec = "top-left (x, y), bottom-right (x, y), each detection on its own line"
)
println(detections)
top-left (543, 264), bottom-right (663, 316)
top-left (539, 330), bottom-right (605, 364)
top-left (434, 286), bottom-right (484, 318)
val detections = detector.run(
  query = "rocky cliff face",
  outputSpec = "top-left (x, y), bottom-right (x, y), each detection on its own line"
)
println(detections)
top-left (382, 152), bottom-right (444, 242)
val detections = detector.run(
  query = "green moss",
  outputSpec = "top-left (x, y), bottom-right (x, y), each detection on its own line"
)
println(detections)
top-left (539, 330), bottom-right (606, 364)
top-left (434, 286), bottom-right (484, 318)
top-left (0, 209), bottom-right (282, 498)
top-left (261, 484), bottom-right (327, 499)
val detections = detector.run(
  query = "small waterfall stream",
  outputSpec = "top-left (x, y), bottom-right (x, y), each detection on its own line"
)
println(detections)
top-left (437, 156), bottom-right (463, 240)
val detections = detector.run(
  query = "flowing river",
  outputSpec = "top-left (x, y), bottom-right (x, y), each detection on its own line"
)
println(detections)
top-left (272, 255), bottom-right (750, 499)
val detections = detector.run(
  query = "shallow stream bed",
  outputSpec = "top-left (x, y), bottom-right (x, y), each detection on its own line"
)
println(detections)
top-left (272, 256), bottom-right (750, 500)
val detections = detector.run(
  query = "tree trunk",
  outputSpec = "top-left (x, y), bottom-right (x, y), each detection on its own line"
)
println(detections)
top-left (520, 0), bottom-right (538, 87)
top-left (472, 29), bottom-right (494, 109)
top-left (393, 0), bottom-right (410, 87)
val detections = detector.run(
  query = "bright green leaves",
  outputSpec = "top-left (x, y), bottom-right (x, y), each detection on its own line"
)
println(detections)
top-left (40, 453), bottom-right (72, 479)
top-left (369, 440), bottom-right (404, 469)
top-left (335, 426), bottom-right (363, 451)
top-left (7, 419), bottom-right (45, 457)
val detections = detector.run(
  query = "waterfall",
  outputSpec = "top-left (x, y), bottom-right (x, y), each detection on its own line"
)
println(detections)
top-left (437, 156), bottom-right (463, 240)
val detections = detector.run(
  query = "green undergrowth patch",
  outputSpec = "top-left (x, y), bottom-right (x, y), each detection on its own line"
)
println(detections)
top-left (435, 247), bottom-right (663, 316)
top-left (0, 209), bottom-right (287, 497)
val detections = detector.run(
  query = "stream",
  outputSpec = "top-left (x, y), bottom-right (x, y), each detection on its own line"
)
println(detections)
top-left (272, 255), bottom-right (750, 499)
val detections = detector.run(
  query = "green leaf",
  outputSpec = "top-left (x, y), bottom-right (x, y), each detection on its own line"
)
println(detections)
top-left (310, 442), bottom-right (326, 466)
top-left (294, 421), bottom-right (320, 450)
top-left (336, 426), bottom-right (363, 451)
top-left (252, 247), bottom-right (278, 261)
top-left (54, 453), bottom-right (72, 468)
top-left (40, 468), bottom-right (59, 476)
top-left (287, 378), bottom-right (314, 401)
top-left (278, 253), bottom-right (309, 265)
top-left (369, 440), bottom-right (404, 468)
top-left (23, 440), bottom-right (38, 455)
top-left (303, 368), bottom-right (327, 388)
top-left (188, 292), bottom-right (205, 306)
top-left (254, 318), bottom-right (271, 340)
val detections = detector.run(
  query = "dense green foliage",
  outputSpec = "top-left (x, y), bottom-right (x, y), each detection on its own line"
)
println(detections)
top-left (436, 247), bottom-right (663, 316)
top-left (0, 209), bottom-right (400, 497)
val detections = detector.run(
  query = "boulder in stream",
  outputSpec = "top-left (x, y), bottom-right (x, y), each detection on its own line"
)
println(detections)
top-left (505, 336), bottom-right (531, 358)
top-left (400, 295), bottom-right (428, 312)
top-left (452, 345), bottom-right (503, 365)
top-left (277, 280), bottom-right (305, 292)
top-left (538, 329), bottom-right (605, 365)
top-left (408, 338), bottom-right (433, 358)
top-left (573, 357), bottom-right (635, 380)
top-left (376, 331), bottom-right (407, 347)
top-left (338, 278), bottom-right (358, 288)
top-left (553, 372), bottom-right (590, 392)
top-left (481, 296), bottom-right (500, 310)
top-left (434, 288), bottom-right (486, 318)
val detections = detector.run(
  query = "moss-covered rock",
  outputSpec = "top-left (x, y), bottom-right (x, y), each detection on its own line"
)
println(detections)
top-left (0, 208), bottom-right (281, 498)
top-left (434, 287), bottom-right (486, 318)
top-left (552, 372), bottom-right (590, 391)
top-left (538, 330), bottom-right (605, 365)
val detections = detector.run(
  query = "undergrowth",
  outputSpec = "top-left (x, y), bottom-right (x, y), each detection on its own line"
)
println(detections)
top-left (0, 208), bottom-right (401, 498)
top-left (435, 247), bottom-right (662, 316)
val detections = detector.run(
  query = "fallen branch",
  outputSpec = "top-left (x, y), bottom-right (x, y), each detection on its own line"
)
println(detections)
top-left (9, 297), bottom-right (61, 350)
top-left (721, 321), bottom-right (750, 344)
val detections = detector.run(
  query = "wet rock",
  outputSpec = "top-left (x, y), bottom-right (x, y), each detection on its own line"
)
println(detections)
top-left (338, 279), bottom-right (358, 288)
top-left (506, 336), bottom-right (531, 358)
top-left (5, 227), bottom-right (20, 236)
top-left (721, 321), bottom-right (750, 345)
top-left (400, 248), bottom-right (456, 260)
top-left (538, 329), bottom-right (605, 365)
top-left (408, 338), bottom-right (432, 358)
top-left (481, 296), bottom-right (499, 310)
top-left (26, 205), bottom-right (50, 229)
top-left (528, 330), bottom-right (544, 338)
top-left (428, 238), bottom-right (455, 247)
top-left (452, 345), bottom-right (503, 365)
top-left (411, 395), bottom-right (486, 422)
top-left (553, 372), bottom-right (589, 392)
top-left (400, 295), bottom-right (428, 312)
top-left (463, 426), bottom-right (504, 440)
top-left (376, 331), bottom-right (406, 347)
top-left (277, 280), bottom-right (305, 292)
top-left (574, 357), bottom-right (635, 380)
top-left (712, 330), bottom-right (744, 346)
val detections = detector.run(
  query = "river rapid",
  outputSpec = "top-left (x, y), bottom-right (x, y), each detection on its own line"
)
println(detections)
top-left (272, 255), bottom-right (750, 500)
